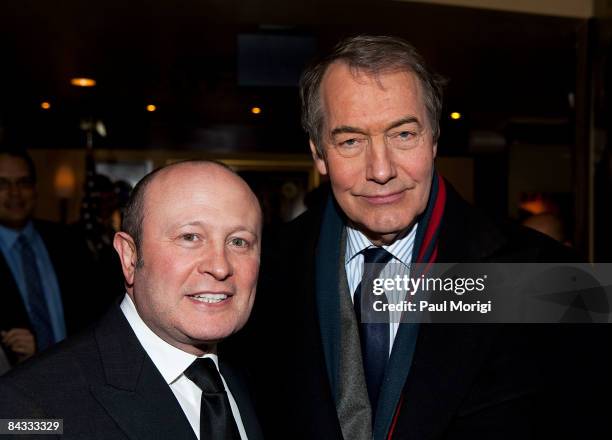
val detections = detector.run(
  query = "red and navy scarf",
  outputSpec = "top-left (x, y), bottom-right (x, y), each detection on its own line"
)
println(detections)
top-left (387, 170), bottom-right (446, 440)
top-left (413, 170), bottom-right (447, 264)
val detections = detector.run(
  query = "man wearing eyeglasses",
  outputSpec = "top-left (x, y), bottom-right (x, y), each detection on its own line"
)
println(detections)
top-left (0, 149), bottom-right (89, 370)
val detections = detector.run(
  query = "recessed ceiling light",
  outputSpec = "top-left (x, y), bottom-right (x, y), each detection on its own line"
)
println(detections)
top-left (450, 112), bottom-right (461, 120)
top-left (146, 104), bottom-right (157, 112)
top-left (40, 101), bottom-right (51, 110)
top-left (70, 77), bottom-right (96, 87)
top-left (251, 106), bottom-right (262, 115)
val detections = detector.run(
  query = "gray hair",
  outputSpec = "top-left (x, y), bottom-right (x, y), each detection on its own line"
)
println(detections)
top-left (299, 35), bottom-right (446, 157)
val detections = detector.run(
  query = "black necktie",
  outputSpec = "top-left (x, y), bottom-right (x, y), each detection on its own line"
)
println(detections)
top-left (184, 358), bottom-right (241, 440)
top-left (17, 234), bottom-right (54, 351)
top-left (353, 247), bottom-right (394, 419)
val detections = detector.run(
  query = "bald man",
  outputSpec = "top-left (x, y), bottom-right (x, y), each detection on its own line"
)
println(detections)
top-left (0, 161), bottom-right (263, 440)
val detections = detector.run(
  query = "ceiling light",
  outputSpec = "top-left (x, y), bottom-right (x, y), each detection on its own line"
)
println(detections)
top-left (40, 101), bottom-right (51, 110)
top-left (251, 106), bottom-right (262, 115)
top-left (146, 104), bottom-right (157, 112)
top-left (450, 112), bottom-right (461, 120)
top-left (70, 77), bottom-right (96, 87)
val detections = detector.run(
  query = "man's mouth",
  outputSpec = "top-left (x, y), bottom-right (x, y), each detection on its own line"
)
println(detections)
top-left (361, 190), bottom-right (406, 205)
top-left (189, 293), bottom-right (230, 304)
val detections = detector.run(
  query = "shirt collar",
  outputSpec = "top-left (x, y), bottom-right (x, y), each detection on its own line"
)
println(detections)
top-left (345, 222), bottom-right (417, 267)
top-left (0, 221), bottom-right (35, 250)
top-left (120, 294), bottom-right (220, 385)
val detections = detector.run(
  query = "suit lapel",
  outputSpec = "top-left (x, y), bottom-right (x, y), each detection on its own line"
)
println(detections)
top-left (220, 360), bottom-right (264, 440)
top-left (89, 307), bottom-right (197, 440)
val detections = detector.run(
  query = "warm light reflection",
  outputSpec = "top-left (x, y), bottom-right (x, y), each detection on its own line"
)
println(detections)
top-left (251, 106), bottom-right (262, 115)
top-left (520, 195), bottom-right (547, 215)
top-left (146, 104), bottom-right (157, 112)
top-left (41, 101), bottom-right (51, 110)
top-left (70, 77), bottom-right (96, 87)
top-left (54, 165), bottom-right (77, 198)
top-left (450, 112), bottom-right (461, 120)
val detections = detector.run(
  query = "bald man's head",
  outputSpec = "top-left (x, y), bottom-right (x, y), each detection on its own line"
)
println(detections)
top-left (121, 160), bottom-right (261, 262)
top-left (112, 159), bottom-right (262, 353)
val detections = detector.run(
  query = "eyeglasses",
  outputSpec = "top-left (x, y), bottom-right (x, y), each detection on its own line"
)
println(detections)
top-left (0, 177), bottom-right (35, 191)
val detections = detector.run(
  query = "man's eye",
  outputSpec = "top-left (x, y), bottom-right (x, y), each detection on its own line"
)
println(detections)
top-left (392, 130), bottom-right (415, 140)
top-left (181, 233), bottom-right (199, 242)
top-left (388, 130), bottom-right (418, 149)
top-left (229, 237), bottom-right (249, 248)
top-left (340, 138), bottom-right (361, 147)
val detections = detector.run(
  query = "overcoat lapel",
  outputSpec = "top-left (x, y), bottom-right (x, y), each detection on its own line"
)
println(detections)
top-left (89, 307), bottom-right (197, 440)
top-left (387, 185), bottom-right (509, 440)
top-left (374, 324), bottom-right (420, 440)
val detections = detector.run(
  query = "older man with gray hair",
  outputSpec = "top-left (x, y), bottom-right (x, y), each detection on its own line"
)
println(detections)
top-left (247, 35), bottom-right (604, 440)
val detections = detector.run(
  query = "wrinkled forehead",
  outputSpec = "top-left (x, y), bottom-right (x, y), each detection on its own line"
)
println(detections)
top-left (319, 63), bottom-right (427, 127)
top-left (321, 62), bottom-right (425, 109)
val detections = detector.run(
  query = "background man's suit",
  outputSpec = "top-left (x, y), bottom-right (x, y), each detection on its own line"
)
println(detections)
top-left (0, 221), bottom-right (103, 361)
top-left (0, 304), bottom-right (263, 440)
top-left (245, 181), bottom-right (610, 439)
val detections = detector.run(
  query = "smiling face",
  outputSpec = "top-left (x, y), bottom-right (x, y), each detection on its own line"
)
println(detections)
top-left (0, 154), bottom-right (36, 230)
top-left (312, 62), bottom-right (437, 245)
top-left (113, 163), bottom-right (262, 355)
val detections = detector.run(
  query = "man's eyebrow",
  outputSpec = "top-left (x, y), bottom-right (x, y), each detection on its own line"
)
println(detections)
top-left (330, 125), bottom-right (368, 137)
top-left (173, 221), bottom-right (259, 236)
top-left (385, 116), bottom-right (421, 131)
top-left (330, 117), bottom-right (422, 138)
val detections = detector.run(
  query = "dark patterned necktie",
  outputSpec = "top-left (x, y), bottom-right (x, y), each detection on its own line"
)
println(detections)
top-left (184, 358), bottom-right (241, 440)
top-left (17, 234), bottom-right (54, 351)
top-left (353, 247), bottom-right (394, 420)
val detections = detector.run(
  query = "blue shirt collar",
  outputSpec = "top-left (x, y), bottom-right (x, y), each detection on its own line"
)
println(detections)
top-left (0, 221), bottom-right (36, 250)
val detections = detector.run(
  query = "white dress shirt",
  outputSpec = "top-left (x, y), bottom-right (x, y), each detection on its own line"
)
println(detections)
top-left (120, 294), bottom-right (248, 439)
top-left (345, 224), bottom-right (417, 354)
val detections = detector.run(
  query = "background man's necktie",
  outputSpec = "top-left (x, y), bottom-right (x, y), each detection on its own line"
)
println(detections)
top-left (353, 247), bottom-right (394, 420)
top-left (17, 234), bottom-right (54, 351)
top-left (184, 357), bottom-right (241, 440)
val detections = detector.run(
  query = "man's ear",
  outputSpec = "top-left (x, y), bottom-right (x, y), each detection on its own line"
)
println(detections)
top-left (433, 141), bottom-right (438, 159)
top-left (309, 140), bottom-right (328, 176)
top-left (113, 232), bottom-right (138, 287)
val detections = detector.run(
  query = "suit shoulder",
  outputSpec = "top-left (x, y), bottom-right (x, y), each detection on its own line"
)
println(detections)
top-left (441, 183), bottom-right (579, 263)
top-left (0, 329), bottom-right (102, 411)
top-left (494, 219), bottom-right (579, 262)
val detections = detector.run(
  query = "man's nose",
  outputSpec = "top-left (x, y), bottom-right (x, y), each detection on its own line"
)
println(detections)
top-left (197, 245), bottom-right (232, 280)
top-left (365, 137), bottom-right (396, 184)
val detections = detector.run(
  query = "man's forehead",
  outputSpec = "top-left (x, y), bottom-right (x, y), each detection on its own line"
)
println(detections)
top-left (142, 162), bottom-right (261, 227)
top-left (323, 62), bottom-right (420, 90)
top-left (0, 155), bottom-right (31, 176)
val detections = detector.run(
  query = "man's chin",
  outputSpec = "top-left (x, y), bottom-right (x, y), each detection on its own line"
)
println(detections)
top-left (356, 220), bottom-right (415, 245)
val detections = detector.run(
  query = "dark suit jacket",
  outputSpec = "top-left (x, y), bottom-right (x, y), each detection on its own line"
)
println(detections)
top-left (0, 305), bottom-right (264, 440)
top-left (242, 182), bottom-right (610, 440)
top-left (0, 221), bottom-right (98, 342)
